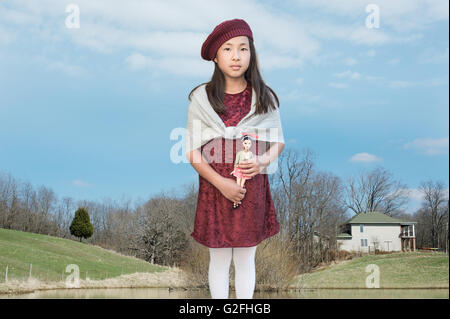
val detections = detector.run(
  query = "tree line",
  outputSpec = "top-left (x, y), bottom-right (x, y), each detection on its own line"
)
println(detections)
top-left (0, 146), bottom-right (448, 285)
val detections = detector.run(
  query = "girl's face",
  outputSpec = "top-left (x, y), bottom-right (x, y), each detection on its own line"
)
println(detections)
top-left (243, 139), bottom-right (251, 150)
top-left (213, 36), bottom-right (250, 81)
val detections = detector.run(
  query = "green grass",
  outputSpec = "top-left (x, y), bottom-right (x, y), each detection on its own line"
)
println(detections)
top-left (294, 252), bottom-right (449, 288)
top-left (0, 228), bottom-right (167, 282)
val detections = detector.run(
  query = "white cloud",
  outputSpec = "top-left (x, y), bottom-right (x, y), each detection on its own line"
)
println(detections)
top-left (365, 75), bottom-right (384, 82)
top-left (299, 20), bottom-right (394, 46)
top-left (309, 51), bottom-right (343, 67)
top-left (258, 52), bottom-right (306, 70)
top-left (47, 60), bottom-right (85, 76)
top-left (419, 47), bottom-right (449, 64)
top-left (333, 70), bottom-right (361, 80)
top-left (349, 152), bottom-right (382, 163)
top-left (329, 70), bottom-right (367, 89)
top-left (347, 26), bottom-right (392, 45)
top-left (388, 78), bottom-right (448, 88)
top-left (69, 22), bottom-right (206, 57)
top-left (344, 57), bottom-right (357, 66)
top-left (73, 179), bottom-right (91, 187)
top-left (0, 26), bottom-right (13, 45)
top-left (388, 58), bottom-right (400, 65)
top-left (329, 82), bottom-right (348, 88)
top-left (293, 0), bottom-right (449, 33)
top-left (278, 88), bottom-right (342, 110)
top-left (0, 4), bottom-right (42, 25)
top-left (33, 55), bottom-right (86, 76)
top-left (126, 52), bottom-right (213, 77)
top-left (388, 80), bottom-right (416, 88)
top-left (403, 137), bottom-right (449, 155)
top-left (406, 188), bottom-right (426, 202)
top-left (2, 0), bottom-right (447, 77)
top-left (365, 49), bottom-right (376, 57)
top-left (125, 53), bottom-right (149, 70)
top-left (2, 0), bottom-right (324, 75)
top-left (406, 187), bottom-right (450, 203)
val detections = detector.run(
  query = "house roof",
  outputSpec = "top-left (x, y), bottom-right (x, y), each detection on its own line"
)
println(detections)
top-left (313, 230), bottom-right (330, 239)
top-left (336, 232), bottom-right (352, 239)
top-left (344, 211), bottom-right (417, 225)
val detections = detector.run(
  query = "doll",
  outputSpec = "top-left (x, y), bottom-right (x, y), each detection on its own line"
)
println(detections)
top-left (230, 132), bottom-right (259, 209)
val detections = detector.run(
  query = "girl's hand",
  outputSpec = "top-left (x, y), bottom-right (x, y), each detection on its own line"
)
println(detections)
top-left (237, 157), bottom-right (268, 179)
top-left (217, 177), bottom-right (246, 205)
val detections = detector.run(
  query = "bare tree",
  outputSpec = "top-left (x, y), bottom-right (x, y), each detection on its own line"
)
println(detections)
top-left (419, 180), bottom-right (448, 248)
top-left (0, 172), bottom-right (21, 229)
top-left (344, 165), bottom-right (410, 216)
top-left (19, 181), bottom-right (38, 232)
top-left (136, 193), bottom-right (188, 266)
top-left (177, 181), bottom-right (198, 235)
top-left (270, 147), bottom-right (347, 272)
top-left (35, 185), bottom-right (57, 234)
top-left (271, 148), bottom-right (315, 240)
top-left (446, 200), bottom-right (449, 255)
top-left (55, 196), bottom-right (76, 238)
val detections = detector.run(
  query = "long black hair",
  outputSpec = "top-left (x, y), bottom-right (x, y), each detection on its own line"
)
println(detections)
top-left (188, 36), bottom-right (280, 116)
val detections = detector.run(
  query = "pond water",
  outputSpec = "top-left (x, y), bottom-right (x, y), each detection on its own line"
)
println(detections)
top-left (1, 287), bottom-right (448, 299)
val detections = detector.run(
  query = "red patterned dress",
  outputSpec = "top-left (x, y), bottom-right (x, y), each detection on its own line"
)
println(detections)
top-left (190, 82), bottom-right (280, 248)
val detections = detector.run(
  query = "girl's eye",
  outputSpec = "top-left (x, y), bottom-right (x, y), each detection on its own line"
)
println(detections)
top-left (224, 48), bottom-right (248, 51)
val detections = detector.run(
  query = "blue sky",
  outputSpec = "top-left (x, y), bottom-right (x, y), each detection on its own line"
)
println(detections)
top-left (0, 0), bottom-right (448, 213)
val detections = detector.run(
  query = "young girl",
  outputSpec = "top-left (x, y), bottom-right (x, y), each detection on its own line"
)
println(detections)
top-left (185, 19), bottom-right (285, 299)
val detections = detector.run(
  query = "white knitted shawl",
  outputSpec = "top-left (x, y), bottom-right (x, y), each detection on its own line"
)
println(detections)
top-left (185, 83), bottom-right (285, 155)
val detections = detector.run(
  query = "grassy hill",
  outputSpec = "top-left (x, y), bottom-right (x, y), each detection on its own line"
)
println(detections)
top-left (293, 251), bottom-right (449, 288)
top-left (0, 228), bottom-right (167, 283)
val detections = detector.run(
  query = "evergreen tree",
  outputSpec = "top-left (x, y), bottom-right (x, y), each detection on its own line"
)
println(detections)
top-left (69, 207), bottom-right (94, 242)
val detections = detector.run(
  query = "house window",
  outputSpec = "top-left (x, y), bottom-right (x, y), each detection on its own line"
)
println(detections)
top-left (361, 239), bottom-right (368, 247)
top-left (360, 225), bottom-right (364, 233)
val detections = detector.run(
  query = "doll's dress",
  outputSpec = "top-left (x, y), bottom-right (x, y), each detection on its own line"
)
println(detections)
top-left (231, 150), bottom-right (253, 180)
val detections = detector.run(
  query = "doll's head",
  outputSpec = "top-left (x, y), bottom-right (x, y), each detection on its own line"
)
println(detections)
top-left (241, 134), bottom-right (253, 151)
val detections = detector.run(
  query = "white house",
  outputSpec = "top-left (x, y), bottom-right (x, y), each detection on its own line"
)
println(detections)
top-left (336, 211), bottom-right (417, 253)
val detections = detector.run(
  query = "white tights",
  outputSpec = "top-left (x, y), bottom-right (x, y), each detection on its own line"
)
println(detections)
top-left (208, 245), bottom-right (257, 299)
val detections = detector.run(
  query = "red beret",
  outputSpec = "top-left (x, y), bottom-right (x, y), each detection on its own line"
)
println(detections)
top-left (201, 19), bottom-right (253, 61)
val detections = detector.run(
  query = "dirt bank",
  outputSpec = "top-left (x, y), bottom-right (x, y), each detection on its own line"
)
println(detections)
top-left (0, 266), bottom-right (195, 296)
